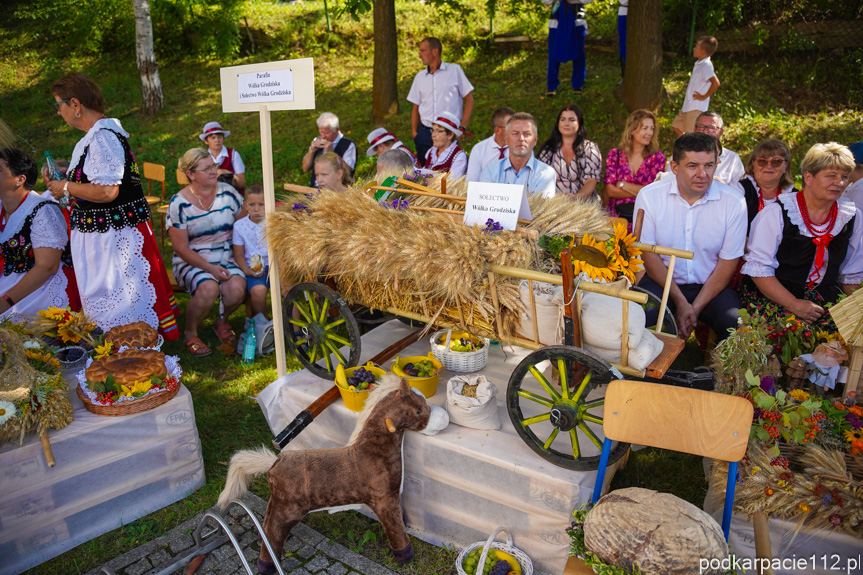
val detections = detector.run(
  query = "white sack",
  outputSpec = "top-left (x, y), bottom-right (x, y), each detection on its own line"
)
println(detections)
top-left (583, 329), bottom-right (663, 371)
top-left (445, 375), bottom-right (501, 430)
top-left (518, 280), bottom-right (564, 345)
top-left (581, 291), bottom-right (646, 349)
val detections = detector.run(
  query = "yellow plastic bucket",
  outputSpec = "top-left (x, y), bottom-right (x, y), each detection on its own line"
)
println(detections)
top-left (336, 363), bottom-right (388, 412)
top-left (391, 354), bottom-right (443, 398)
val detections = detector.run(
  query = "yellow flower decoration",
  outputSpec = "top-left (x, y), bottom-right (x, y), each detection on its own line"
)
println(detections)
top-left (121, 380), bottom-right (153, 397)
top-left (606, 223), bottom-right (643, 283)
top-left (572, 234), bottom-right (615, 282)
top-left (789, 389), bottom-right (810, 402)
top-left (845, 429), bottom-right (863, 443)
top-left (94, 341), bottom-right (114, 359)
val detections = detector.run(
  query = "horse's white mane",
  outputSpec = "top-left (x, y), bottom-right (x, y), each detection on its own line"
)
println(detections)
top-left (347, 374), bottom-right (402, 445)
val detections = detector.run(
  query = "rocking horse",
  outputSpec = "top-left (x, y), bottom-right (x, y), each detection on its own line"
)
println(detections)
top-left (217, 375), bottom-right (431, 575)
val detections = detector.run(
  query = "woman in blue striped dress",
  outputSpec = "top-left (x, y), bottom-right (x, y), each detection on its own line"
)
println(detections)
top-left (167, 148), bottom-right (246, 357)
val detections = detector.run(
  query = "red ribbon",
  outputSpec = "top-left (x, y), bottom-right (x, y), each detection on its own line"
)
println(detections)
top-left (369, 132), bottom-right (395, 148)
top-left (808, 233), bottom-right (834, 286)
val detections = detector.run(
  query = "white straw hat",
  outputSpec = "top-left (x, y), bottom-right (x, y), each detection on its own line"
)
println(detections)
top-left (199, 121), bottom-right (230, 142)
top-left (432, 112), bottom-right (462, 138)
top-left (366, 128), bottom-right (396, 156)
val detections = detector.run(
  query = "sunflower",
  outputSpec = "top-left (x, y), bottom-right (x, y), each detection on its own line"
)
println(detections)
top-left (606, 223), bottom-right (643, 283)
top-left (571, 234), bottom-right (616, 282)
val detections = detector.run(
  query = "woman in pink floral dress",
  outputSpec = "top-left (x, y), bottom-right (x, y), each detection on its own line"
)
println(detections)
top-left (603, 109), bottom-right (666, 229)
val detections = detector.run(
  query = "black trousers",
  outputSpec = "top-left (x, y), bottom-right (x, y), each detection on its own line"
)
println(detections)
top-left (413, 124), bottom-right (432, 166)
top-left (637, 276), bottom-right (741, 342)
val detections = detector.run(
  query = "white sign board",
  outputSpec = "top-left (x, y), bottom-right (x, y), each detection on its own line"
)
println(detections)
top-left (463, 182), bottom-right (532, 231)
top-left (220, 58), bottom-right (315, 113)
top-left (237, 69), bottom-right (294, 104)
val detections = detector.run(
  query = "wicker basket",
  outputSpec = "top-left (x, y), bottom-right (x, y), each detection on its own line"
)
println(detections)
top-left (430, 329), bottom-right (489, 373)
top-left (76, 383), bottom-right (180, 416)
top-left (455, 527), bottom-right (533, 575)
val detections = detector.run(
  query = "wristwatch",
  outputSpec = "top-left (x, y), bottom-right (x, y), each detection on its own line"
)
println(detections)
top-left (62, 180), bottom-right (70, 197)
top-left (617, 181), bottom-right (625, 191)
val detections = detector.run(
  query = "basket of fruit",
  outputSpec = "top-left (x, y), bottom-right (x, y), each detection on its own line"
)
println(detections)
top-left (430, 329), bottom-right (489, 373)
top-left (456, 527), bottom-right (532, 575)
top-left (391, 354), bottom-right (443, 398)
top-left (335, 363), bottom-right (387, 412)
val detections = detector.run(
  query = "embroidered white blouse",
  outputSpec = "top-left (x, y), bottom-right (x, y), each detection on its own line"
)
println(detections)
top-left (68, 118), bottom-right (128, 186)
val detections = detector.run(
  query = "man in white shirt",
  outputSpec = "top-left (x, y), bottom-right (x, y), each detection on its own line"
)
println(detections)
top-left (656, 111), bottom-right (744, 187)
top-left (301, 112), bottom-right (357, 187)
top-left (844, 142), bottom-right (863, 213)
top-left (407, 37), bottom-right (474, 164)
top-left (466, 107), bottom-right (513, 182)
top-left (635, 132), bottom-right (747, 341)
top-left (479, 112), bottom-right (556, 199)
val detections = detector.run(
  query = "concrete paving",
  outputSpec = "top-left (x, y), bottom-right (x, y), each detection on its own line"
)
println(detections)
top-left (85, 493), bottom-right (399, 575)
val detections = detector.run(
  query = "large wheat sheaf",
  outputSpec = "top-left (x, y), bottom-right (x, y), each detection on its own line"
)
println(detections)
top-left (268, 177), bottom-right (611, 340)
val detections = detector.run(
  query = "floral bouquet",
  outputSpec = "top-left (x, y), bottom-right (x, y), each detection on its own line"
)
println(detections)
top-left (28, 307), bottom-right (99, 348)
top-left (540, 223), bottom-right (643, 284)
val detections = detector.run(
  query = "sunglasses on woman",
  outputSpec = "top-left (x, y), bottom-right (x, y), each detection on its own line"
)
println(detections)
top-left (755, 158), bottom-right (785, 168)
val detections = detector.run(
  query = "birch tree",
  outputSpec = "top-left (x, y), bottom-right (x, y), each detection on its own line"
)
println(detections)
top-left (132, 0), bottom-right (163, 115)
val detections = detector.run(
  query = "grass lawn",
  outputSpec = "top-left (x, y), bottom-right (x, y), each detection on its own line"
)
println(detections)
top-left (2, 0), bottom-right (860, 573)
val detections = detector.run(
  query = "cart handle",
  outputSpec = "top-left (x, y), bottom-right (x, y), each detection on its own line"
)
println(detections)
top-left (487, 265), bottom-right (648, 305)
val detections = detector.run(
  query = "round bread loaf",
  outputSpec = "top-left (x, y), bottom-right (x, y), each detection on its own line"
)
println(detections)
top-left (86, 349), bottom-right (167, 385)
top-left (105, 321), bottom-right (159, 349)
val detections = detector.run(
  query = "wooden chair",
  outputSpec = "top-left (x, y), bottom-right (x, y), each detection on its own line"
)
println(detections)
top-left (562, 380), bottom-right (765, 573)
top-left (177, 168), bottom-right (190, 187)
top-left (142, 162), bottom-right (167, 245)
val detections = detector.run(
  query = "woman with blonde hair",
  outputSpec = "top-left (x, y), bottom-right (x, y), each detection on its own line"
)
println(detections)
top-left (314, 152), bottom-right (352, 192)
top-left (46, 73), bottom-right (179, 340)
top-left (603, 109), bottom-right (666, 226)
top-left (741, 142), bottom-right (862, 330)
top-left (166, 148), bottom-right (246, 356)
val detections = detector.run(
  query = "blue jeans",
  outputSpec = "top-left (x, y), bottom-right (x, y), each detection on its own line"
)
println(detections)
top-left (413, 125), bottom-right (432, 167)
top-left (547, 25), bottom-right (586, 92)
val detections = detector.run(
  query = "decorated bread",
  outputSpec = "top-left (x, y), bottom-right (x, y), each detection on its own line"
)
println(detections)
top-left (85, 349), bottom-right (167, 385)
top-left (104, 321), bottom-right (158, 349)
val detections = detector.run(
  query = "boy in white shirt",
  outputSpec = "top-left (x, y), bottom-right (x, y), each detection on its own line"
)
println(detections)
top-left (672, 36), bottom-right (720, 137)
top-left (232, 184), bottom-right (269, 317)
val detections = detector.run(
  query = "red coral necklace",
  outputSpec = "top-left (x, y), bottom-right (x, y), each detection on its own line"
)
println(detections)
top-left (796, 192), bottom-right (837, 287)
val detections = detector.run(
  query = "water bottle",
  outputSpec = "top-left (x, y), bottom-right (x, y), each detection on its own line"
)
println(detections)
top-left (242, 318), bottom-right (257, 363)
top-left (44, 151), bottom-right (64, 181)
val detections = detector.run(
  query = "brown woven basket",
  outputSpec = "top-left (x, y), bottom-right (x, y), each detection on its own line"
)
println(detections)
top-left (76, 383), bottom-right (180, 417)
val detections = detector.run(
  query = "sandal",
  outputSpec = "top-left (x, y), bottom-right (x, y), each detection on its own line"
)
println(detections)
top-left (214, 321), bottom-right (237, 345)
top-left (185, 336), bottom-right (212, 357)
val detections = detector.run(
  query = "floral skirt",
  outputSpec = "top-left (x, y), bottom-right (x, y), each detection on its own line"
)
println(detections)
top-left (738, 280), bottom-right (838, 333)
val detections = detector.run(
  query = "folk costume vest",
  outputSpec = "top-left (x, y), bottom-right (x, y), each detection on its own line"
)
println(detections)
top-left (310, 138), bottom-right (354, 187)
top-left (1, 201), bottom-right (73, 276)
top-left (740, 178), bottom-right (797, 235)
top-left (67, 129), bottom-right (152, 233)
top-left (424, 143), bottom-right (464, 173)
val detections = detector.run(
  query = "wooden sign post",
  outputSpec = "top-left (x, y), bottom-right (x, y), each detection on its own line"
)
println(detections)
top-left (220, 58), bottom-right (315, 377)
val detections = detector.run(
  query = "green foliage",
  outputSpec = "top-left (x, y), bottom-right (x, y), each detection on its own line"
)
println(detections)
top-left (13, 0), bottom-right (243, 59)
top-left (539, 234), bottom-right (574, 260)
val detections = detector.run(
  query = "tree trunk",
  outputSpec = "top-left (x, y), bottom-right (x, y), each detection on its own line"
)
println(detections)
top-left (622, 0), bottom-right (663, 111)
top-left (132, 0), bottom-right (163, 115)
top-left (372, 0), bottom-right (399, 123)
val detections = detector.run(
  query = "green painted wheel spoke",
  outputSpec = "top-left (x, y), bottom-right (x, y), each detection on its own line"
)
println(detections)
top-left (295, 337), bottom-right (309, 346)
top-left (322, 345), bottom-right (333, 372)
top-left (543, 428), bottom-right (560, 450)
top-left (517, 390), bottom-right (554, 408)
top-left (292, 299), bottom-right (313, 323)
top-left (308, 343), bottom-right (318, 362)
top-left (578, 422), bottom-right (604, 450)
top-left (522, 413), bottom-right (551, 426)
top-left (527, 365), bottom-right (561, 401)
top-left (582, 413), bottom-right (603, 425)
top-left (571, 372), bottom-right (592, 403)
top-left (288, 318), bottom-right (309, 327)
top-left (569, 428), bottom-right (581, 459)
top-left (305, 292), bottom-right (319, 319)
top-left (318, 298), bottom-right (330, 323)
top-left (324, 341), bottom-right (347, 364)
top-left (582, 398), bottom-right (605, 409)
top-left (328, 333), bottom-right (351, 347)
top-left (557, 358), bottom-right (570, 400)
top-left (324, 318), bottom-right (346, 330)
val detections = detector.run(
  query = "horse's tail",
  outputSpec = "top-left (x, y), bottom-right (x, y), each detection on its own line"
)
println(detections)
top-left (217, 446), bottom-right (278, 510)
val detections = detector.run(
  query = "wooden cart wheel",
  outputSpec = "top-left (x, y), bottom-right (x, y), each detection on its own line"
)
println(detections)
top-left (631, 284), bottom-right (678, 337)
top-left (284, 282), bottom-right (361, 380)
top-left (506, 346), bottom-right (629, 470)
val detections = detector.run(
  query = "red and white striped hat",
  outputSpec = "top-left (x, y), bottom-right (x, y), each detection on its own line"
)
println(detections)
top-left (432, 112), bottom-right (462, 138)
top-left (366, 127), bottom-right (396, 156)
top-left (199, 121), bottom-right (230, 142)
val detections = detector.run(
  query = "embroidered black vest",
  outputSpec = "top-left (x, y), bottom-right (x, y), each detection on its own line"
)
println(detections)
top-left (68, 129), bottom-right (152, 233)
top-left (760, 201), bottom-right (855, 302)
top-left (309, 137), bottom-right (354, 187)
top-left (2, 201), bottom-right (73, 276)
top-left (740, 179), bottom-right (798, 235)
